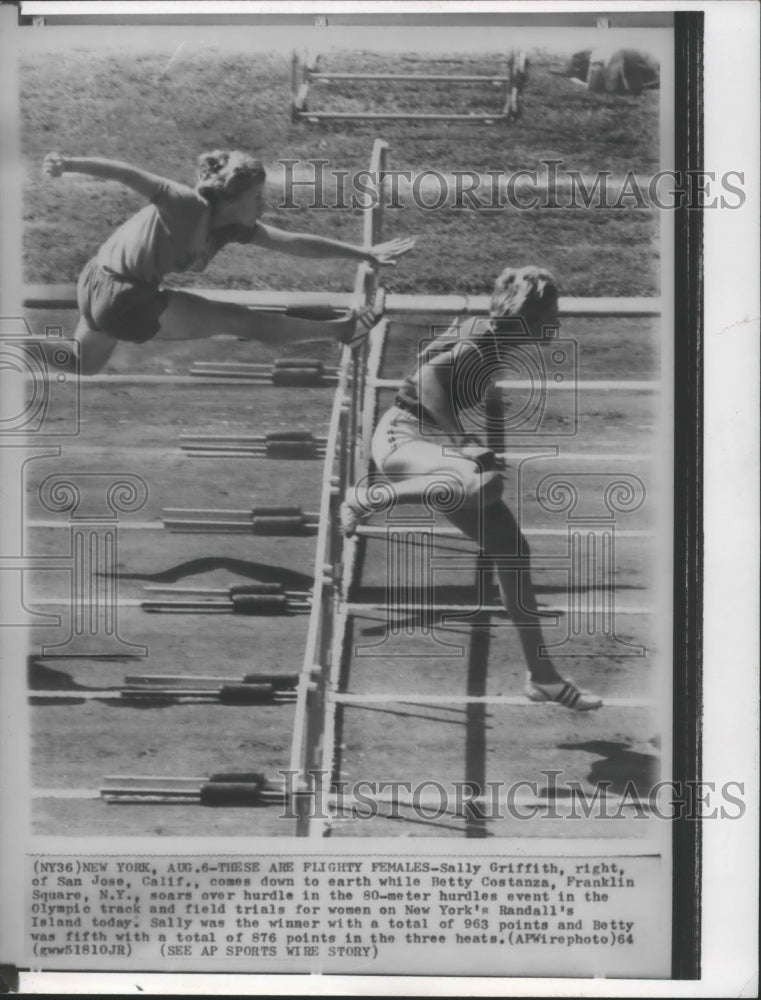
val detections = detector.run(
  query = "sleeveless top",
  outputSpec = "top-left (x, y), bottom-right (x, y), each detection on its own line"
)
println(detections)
top-left (394, 316), bottom-right (519, 429)
top-left (96, 179), bottom-right (258, 285)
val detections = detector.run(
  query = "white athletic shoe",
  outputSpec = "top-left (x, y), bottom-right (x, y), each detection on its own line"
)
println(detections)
top-left (524, 673), bottom-right (603, 711)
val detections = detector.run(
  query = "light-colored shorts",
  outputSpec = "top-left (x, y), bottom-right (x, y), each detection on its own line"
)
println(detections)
top-left (77, 258), bottom-right (169, 344)
top-left (371, 405), bottom-right (458, 472)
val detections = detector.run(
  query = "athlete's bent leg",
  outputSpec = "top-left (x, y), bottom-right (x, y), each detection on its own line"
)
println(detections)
top-left (340, 440), bottom-right (498, 534)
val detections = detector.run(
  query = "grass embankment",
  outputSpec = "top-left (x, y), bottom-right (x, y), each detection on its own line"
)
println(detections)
top-left (21, 47), bottom-right (660, 296)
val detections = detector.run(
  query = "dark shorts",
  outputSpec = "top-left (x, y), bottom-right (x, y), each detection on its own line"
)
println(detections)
top-left (77, 258), bottom-right (170, 344)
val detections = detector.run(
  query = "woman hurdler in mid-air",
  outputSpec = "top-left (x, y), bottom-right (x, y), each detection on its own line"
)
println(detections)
top-left (43, 149), bottom-right (413, 373)
top-left (341, 265), bottom-right (603, 711)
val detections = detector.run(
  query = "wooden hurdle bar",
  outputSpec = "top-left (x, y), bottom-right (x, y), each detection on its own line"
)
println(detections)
top-left (21, 284), bottom-right (662, 320)
top-left (142, 582), bottom-right (310, 600)
top-left (101, 772), bottom-right (287, 806)
top-left (140, 593), bottom-right (310, 616)
top-left (290, 49), bottom-right (527, 125)
top-left (31, 671), bottom-right (299, 705)
top-left (27, 594), bottom-right (309, 616)
top-left (189, 357), bottom-right (339, 386)
top-left (97, 773), bottom-right (655, 815)
top-left (161, 505), bottom-right (320, 534)
top-left (179, 429), bottom-right (327, 459)
top-left (287, 138), bottom-right (390, 835)
top-left (282, 302), bottom-right (364, 834)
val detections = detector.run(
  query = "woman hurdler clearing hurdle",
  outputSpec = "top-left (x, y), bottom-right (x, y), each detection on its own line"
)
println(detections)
top-left (341, 266), bottom-right (602, 711)
top-left (43, 150), bottom-right (413, 374)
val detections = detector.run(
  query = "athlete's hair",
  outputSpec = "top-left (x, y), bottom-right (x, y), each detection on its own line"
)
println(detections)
top-left (490, 266), bottom-right (559, 319)
top-left (418, 266), bottom-right (560, 364)
top-left (196, 150), bottom-right (266, 203)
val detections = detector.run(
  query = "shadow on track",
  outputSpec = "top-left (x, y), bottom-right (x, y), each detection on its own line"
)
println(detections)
top-left (558, 739), bottom-right (661, 797)
top-left (105, 557), bottom-right (313, 591)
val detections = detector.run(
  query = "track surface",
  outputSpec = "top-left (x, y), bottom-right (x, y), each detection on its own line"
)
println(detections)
top-left (25, 311), bottom-right (664, 837)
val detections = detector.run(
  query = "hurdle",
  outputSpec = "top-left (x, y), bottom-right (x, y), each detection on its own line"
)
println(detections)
top-left (281, 138), bottom-right (389, 834)
top-left (290, 49), bottom-right (528, 124)
top-left (142, 583), bottom-right (310, 600)
top-left (189, 358), bottom-right (339, 386)
top-left (101, 772), bottom-right (286, 806)
top-left (179, 429), bottom-right (327, 459)
top-left (32, 671), bottom-right (299, 705)
top-left (161, 505), bottom-right (319, 534)
top-left (140, 593), bottom-right (310, 616)
top-left (124, 670), bottom-right (298, 690)
top-left (120, 671), bottom-right (298, 702)
top-left (97, 773), bottom-right (654, 815)
top-left (21, 284), bottom-right (661, 320)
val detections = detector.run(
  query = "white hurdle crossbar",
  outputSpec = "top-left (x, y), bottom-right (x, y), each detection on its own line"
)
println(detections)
top-left (22, 285), bottom-right (661, 318)
top-left (289, 139), bottom-right (388, 836)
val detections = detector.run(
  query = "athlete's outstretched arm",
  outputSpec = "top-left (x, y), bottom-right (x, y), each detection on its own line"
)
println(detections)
top-left (43, 152), bottom-right (167, 201)
top-left (249, 223), bottom-right (414, 267)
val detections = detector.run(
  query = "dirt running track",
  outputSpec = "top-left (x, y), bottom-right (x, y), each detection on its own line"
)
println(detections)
top-left (23, 308), bottom-right (664, 838)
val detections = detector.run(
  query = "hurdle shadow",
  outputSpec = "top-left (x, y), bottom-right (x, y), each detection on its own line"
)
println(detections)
top-left (26, 657), bottom-right (130, 708)
top-left (557, 739), bottom-right (661, 798)
top-left (26, 659), bottom-right (162, 709)
top-left (333, 702), bottom-right (477, 728)
top-left (28, 656), bottom-right (90, 691)
top-left (108, 557), bottom-right (314, 591)
top-left (357, 615), bottom-right (483, 639)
